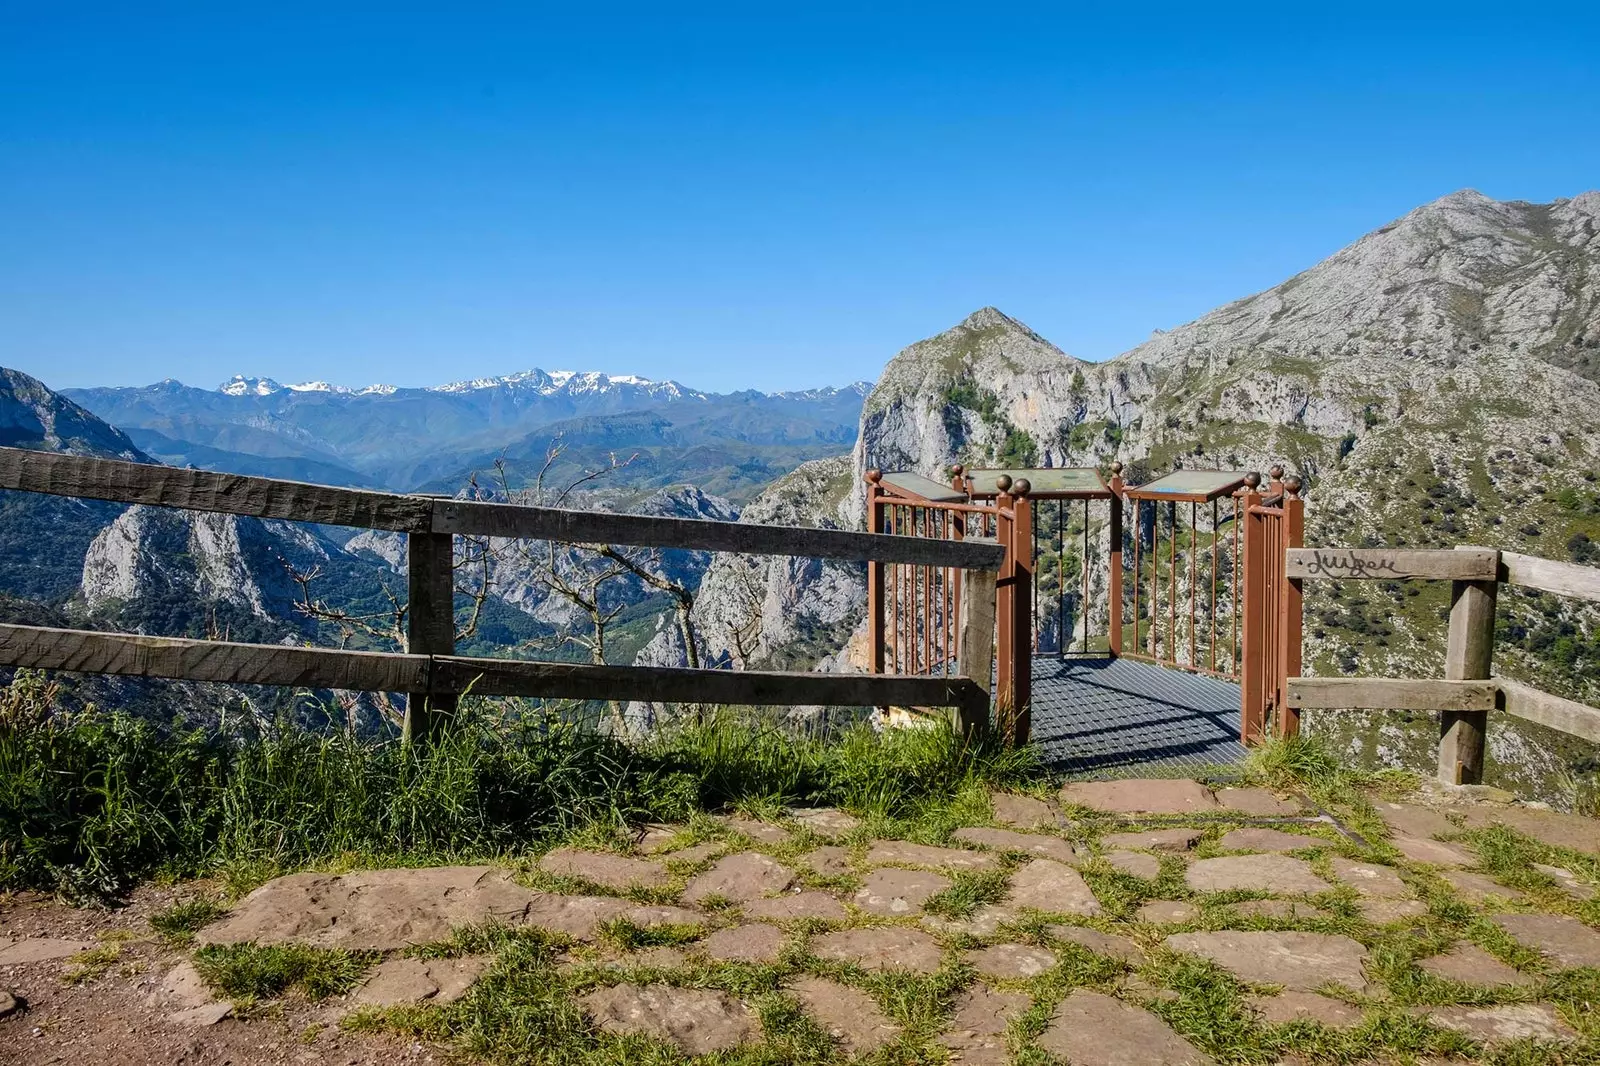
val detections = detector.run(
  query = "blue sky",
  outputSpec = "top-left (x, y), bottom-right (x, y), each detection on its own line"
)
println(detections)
top-left (3, 3), bottom-right (1597, 394)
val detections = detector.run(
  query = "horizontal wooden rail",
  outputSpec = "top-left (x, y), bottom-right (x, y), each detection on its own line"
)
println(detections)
top-left (1286, 677), bottom-right (1497, 711)
top-left (0, 623), bottom-right (990, 718)
top-left (0, 447), bottom-right (1004, 571)
top-left (1499, 551), bottom-right (1600, 604)
top-left (1495, 677), bottom-right (1600, 744)
top-left (1283, 547), bottom-right (1499, 581)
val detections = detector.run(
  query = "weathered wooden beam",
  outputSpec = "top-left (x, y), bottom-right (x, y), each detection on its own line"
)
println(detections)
top-left (1439, 571), bottom-right (1498, 784)
top-left (1500, 551), bottom-right (1600, 604)
top-left (1495, 677), bottom-right (1600, 745)
top-left (955, 566), bottom-right (998, 739)
top-left (0, 623), bottom-right (426, 691)
top-left (1283, 547), bottom-right (1499, 581)
top-left (432, 499), bottom-right (1007, 570)
top-left (1286, 676), bottom-right (1497, 711)
top-left (405, 530), bottom-right (457, 744)
top-left (0, 622), bottom-right (988, 713)
top-left (432, 654), bottom-right (986, 710)
top-left (0, 446), bottom-right (434, 531)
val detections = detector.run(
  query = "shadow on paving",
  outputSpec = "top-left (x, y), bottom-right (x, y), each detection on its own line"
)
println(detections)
top-left (1029, 656), bottom-right (1248, 777)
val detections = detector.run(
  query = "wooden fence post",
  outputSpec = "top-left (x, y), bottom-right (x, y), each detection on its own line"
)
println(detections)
top-left (993, 477), bottom-right (1016, 731)
top-left (1438, 545), bottom-right (1500, 784)
top-left (405, 528), bottom-right (456, 745)
top-left (1276, 477), bottom-right (1305, 737)
top-left (1238, 472), bottom-right (1266, 743)
top-left (1108, 462), bottom-right (1124, 656)
top-left (957, 564), bottom-right (997, 739)
top-left (1011, 479), bottom-right (1034, 745)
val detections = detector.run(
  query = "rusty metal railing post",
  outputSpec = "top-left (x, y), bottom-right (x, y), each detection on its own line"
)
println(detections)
top-left (1238, 471), bottom-right (1266, 744)
top-left (1277, 477), bottom-right (1305, 738)
top-left (1108, 462), bottom-right (1124, 656)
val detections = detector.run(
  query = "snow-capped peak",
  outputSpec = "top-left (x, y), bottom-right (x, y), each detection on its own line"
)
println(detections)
top-left (285, 380), bottom-right (351, 393)
top-left (219, 375), bottom-right (285, 396)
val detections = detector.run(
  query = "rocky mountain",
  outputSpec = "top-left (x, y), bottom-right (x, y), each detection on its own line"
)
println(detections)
top-left (65, 370), bottom-right (869, 495)
top-left (676, 189), bottom-right (1600, 801)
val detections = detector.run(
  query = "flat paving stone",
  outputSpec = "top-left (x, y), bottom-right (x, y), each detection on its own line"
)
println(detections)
top-left (1227, 899), bottom-right (1329, 922)
top-left (1357, 897), bottom-right (1429, 923)
top-left (1185, 854), bottom-right (1328, 895)
top-left (702, 924), bottom-right (786, 964)
top-left (866, 840), bottom-right (998, 871)
top-left (1493, 913), bottom-right (1600, 969)
top-left (789, 808), bottom-right (860, 837)
top-left (1376, 801), bottom-right (1459, 840)
top-left (1138, 900), bottom-right (1201, 924)
top-left (811, 927), bottom-right (944, 973)
top-left (524, 896), bottom-right (705, 941)
top-left (952, 826), bottom-right (1083, 865)
top-left (0, 938), bottom-right (94, 964)
top-left (1391, 836), bottom-right (1475, 867)
top-left (350, 956), bottom-right (488, 1008)
top-left (920, 904), bottom-right (1019, 938)
top-left (1218, 828), bottom-right (1322, 853)
top-left (633, 824), bottom-right (682, 853)
top-left (1166, 930), bottom-right (1370, 991)
top-left (1458, 805), bottom-right (1600, 856)
top-left (788, 976), bottom-right (899, 1055)
top-left (682, 852), bottom-right (796, 904)
top-left (722, 816), bottom-right (791, 845)
top-left (539, 848), bottom-right (670, 892)
top-left (964, 943), bottom-right (1058, 979)
top-left (1105, 850), bottom-right (1163, 878)
top-left (1437, 870), bottom-right (1525, 905)
top-left (1421, 1003), bottom-right (1576, 1043)
top-left (1328, 858), bottom-right (1410, 898)
top-left (990, 792), bottom-right (1060, 828)
top-left (1037, 989), bottom-right (1213, 1065)
top-left (168, 1002), bottom-right (233, 1027)
top-left (743, 891), bottom-right (848, 922)
top-left (1534, 863), bottom-right (1598, 901)
top-left (1419, 942), bottom-right (1535, 987)
top-left (663, 842), bottom-right (722, 866)
top-left (580, 983), bottom-right (758, 1055)
top-left (197, 866), bottom-right (547, 950)
top-left (940, 984), bottom-right (1029, 1066)
top-left (1006, 858), bottom-right (1102, 916)
top-left (853, 867), bottom-right (950, 916)
top-left (147, 962), bottom-right (215, 1011)
top-left (1248, 991), bottom-right (1363, 1028)
top-left (1048, 924), bottom-right (1144, 963)
top-left (1216, 788), bottom-right (1303, 816)
top-left (1102, 828), bottom-right (1203, 852)
top-left (797, 845), bottom-right (852, 877)
top-left (1060, 778), bottom-right (1219, 815)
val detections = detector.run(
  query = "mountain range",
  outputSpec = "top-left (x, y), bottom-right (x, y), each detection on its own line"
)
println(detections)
top-left (3, 188), bottom-right (1598, 799)
top-left (65, 371), bottom-right (869, 498)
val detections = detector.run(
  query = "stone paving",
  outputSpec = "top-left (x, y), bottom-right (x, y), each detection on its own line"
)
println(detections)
top-left (14, 785), bottom-right (1598, 1063)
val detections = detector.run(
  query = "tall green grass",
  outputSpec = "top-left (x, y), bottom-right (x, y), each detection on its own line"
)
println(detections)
top-left (0, 672), bottom-right (1033, 899)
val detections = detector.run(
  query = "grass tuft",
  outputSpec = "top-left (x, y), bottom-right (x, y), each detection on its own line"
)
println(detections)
top-left (193, 942), bottom-right (377, 1002)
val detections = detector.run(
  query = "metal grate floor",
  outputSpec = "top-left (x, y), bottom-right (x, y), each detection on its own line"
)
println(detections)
top-left (1029, 657), bottom-right (1248, 777)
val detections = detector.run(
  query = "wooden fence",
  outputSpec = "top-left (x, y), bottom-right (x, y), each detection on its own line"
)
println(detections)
top-left (0, 447), bottom-right (1007, 740)
top-left (1282, 545), bottom-right (1600, 784)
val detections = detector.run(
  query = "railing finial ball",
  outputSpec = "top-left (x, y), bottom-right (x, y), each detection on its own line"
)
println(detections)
top-left (866, 469), bottom-right (882, 483)
top-left (1283, 475), bottom-right (1302, 496)
top-left (995, 474), bottom-right (1013, 493)
top-left (950, 463), bottom-right (964, 476)
top-left (1110, 460), bottom-right (1123, 475)
top-left (1012, 478), bottom-right (1032, 497)
top-left (1244, 471), bottom-right (1262, 489)
top-left (1269, 464), bottom-right (1285, 480)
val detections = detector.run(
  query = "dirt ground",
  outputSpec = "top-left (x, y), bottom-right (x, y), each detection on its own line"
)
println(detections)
top-left (0, 886), bottom-right (443, 1066)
